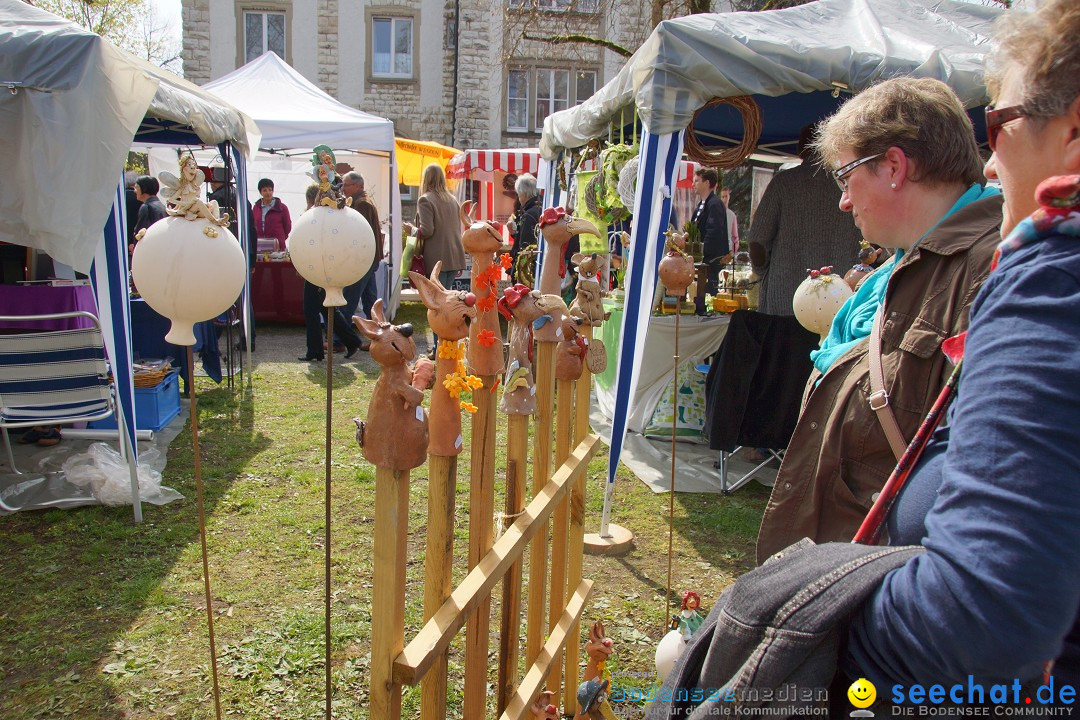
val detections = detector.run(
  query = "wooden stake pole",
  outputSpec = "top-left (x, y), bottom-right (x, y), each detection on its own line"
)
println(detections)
top-left (547, 377), bottom-right (575, 696)
top-left (370, 467), bottom-right (409, 720)
top-left (498, 414), bottom-right (530, 716)
top-left (526, 341), bottom-right (556, 668)
top-left (665, 300), bottom-right (682, 629)
top-left (564, 326), bottom-right (593, 712)
top-left (324, 310), bottom-right (334, 720)
top-left (421, 453), bottom-right (457, 720)
top-left (187, 347), bottom-right (223, 720)
top-left (464, 376), bottom-right (498, 719)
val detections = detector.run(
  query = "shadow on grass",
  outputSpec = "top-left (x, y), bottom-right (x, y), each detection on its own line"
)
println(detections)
top-left (0, 380), bottom-right (271, 718)
top-left (672, 483), bottom-right (771, 578)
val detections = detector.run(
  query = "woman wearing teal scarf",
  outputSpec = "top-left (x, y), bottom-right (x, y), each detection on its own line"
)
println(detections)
top-left (756, 77), bottom-right (1005, 562)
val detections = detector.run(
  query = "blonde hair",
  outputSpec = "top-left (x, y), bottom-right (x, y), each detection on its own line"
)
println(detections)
top-left (813, 77), bottom-right (983, 187)
top-left (420, 163), bottom-right (455, 204)
top-left (986, 0), bottom-right (1080, 120)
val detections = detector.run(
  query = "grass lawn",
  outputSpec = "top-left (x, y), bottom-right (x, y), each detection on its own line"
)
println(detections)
top-left (0, 302), bottom-right (770, 719)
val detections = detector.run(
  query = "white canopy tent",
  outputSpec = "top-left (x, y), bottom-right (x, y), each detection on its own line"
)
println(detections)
top-left (197, 52), bottom-right (403, 318)
top-left (0, 0), bottom-right (258, 519)
top-left (537, 0), bottom-right (1002, 524)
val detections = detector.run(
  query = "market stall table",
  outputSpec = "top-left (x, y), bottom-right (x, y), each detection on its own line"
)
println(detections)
top-left (251, 259), bottom-right (305, 325)
top-left (594, 299), bottom-right (730, 437)
top-left (0, 284), bottom-right (97, 331)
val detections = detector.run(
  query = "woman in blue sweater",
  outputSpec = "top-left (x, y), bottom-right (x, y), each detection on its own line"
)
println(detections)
top-left (843, 0), bottom-right (1080, 693)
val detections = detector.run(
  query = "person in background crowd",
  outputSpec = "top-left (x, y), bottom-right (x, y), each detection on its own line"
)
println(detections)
top-left (509, 173), bottom-right (542, 282)
top-left (687, 167), bottom-right (730, 294)
top-left (124, 170), bottom-right (141, 248)
top-left (843, 0), bottom-right (1080, 691)
top-left (756, 77), bottom-right (1003, 561)
top-left (298, 183), bottom-right (365, 361)
top-left (341, 171), bottom-right (383, 322)
top-left (403, 163), bottom-right (467, 351)
top-left (720, 186), bottom-right (739, 254)
top-left (748, 124), bottom-right (863, 315)
top-left (209, 166), bottom-right (258, 350)
top-left (132, 175), bottom-right (167, 237)
top-left (251, 178), bottom-right (291, 253)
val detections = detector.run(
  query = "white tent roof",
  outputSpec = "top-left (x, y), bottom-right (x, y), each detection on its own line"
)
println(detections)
top-left (203, 52), bottom-right (395, 153)
top-left (0, 0), bottom-right (259, 272)
top-left (540, 0), bottom-right (1001, 159)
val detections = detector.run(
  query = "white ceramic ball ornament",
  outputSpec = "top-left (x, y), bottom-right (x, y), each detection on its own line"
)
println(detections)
top-left (287, 206), bottom-right (375, 306)
top-left (792, 267), bottom-right (854, 339)
top-left (131, 216), bottom-right (247, 346)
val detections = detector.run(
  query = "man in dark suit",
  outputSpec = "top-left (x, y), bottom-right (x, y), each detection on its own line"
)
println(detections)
top-left (692, 167), bottom-right (731, 295)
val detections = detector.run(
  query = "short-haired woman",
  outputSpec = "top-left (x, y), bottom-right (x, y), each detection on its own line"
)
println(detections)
top-left (843, 0), bottom-right (1080, 690)
top-left (252, 177), bottom-right (291, 253)
top-left (757, 76), bottom-right (1004, 560)
top-left (510, 173), bottom-right (542, 281)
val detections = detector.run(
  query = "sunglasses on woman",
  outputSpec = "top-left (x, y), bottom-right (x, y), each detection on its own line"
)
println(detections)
top-left (985, 104), bottom-right (1029, 152)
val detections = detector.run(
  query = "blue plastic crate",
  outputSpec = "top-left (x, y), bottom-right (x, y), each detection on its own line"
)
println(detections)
top-left (89, 369), bottom-right (181, 432)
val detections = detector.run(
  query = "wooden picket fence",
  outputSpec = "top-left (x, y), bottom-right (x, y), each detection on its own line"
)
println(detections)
top-left (369, 331), bottom-right (600, 719)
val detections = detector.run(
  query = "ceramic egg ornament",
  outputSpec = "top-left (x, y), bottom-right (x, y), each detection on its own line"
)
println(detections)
top-left (287, 205), bottom-right (376, 306)
top-left (131, 216), bottom-right (247, 346)
top-left (792, 266), bottom-right (853, 340)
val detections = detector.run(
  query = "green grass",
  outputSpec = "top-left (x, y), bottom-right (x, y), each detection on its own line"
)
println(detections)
top-left (0, 302), bottom-right (770, 719)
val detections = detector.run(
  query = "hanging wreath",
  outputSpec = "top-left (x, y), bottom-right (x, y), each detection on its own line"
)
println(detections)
top-left (684, 95), bottom-right (762, 169)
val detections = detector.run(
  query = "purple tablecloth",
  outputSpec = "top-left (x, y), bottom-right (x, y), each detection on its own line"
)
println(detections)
top-left (0, 284), bottom-right (98, 330)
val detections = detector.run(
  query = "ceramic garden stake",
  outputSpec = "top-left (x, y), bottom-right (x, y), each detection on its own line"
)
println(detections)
top-left (536, 207), bottom-right (601, 296)
top-left (352, 299), bottom-right (433, 471)
top-left (461, 201), bottom-right (510, 377)
top-left (497, 283), bottom-right (543, 415)
top-left (408, 262), bottom-right (479, 456)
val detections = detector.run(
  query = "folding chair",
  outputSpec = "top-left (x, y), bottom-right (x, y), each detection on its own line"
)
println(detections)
top-left (0, 311), bottom-right (142, 520)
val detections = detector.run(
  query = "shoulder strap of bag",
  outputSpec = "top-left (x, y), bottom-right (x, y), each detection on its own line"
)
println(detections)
top-left (868, 308), bottom-right (908, 462)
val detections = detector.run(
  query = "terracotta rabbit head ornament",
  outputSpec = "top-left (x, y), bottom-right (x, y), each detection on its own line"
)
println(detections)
top-left (352, 299), bottom-right (434, 471)
top-left (408, 262), bottom-right (479, 455)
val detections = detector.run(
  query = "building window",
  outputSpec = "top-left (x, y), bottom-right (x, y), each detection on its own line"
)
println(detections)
top-left (507, 69), bottom-right (529, 132)
top-left (372, 16), bottom-right (413, 78)
top-left (507, 66), bottom-right (597, 133)
top-left (244, 10), bottom-right (286, 64)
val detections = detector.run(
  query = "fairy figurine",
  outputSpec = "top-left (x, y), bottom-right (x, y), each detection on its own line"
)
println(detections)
top-left (308, 144), bottom-right (351, 209)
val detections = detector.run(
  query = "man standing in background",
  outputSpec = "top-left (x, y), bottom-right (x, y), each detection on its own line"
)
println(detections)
top-left (341, 171), bottom-right (384, 323)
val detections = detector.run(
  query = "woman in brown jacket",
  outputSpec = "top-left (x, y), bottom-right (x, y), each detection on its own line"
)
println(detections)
top-left (755, 77), bottom-right (1003, 562)
top-left (405, 163), bottom-right (466, 291)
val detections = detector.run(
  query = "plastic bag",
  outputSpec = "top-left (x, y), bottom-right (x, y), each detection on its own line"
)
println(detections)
top-left (62, 443), bottom-right (183, 506)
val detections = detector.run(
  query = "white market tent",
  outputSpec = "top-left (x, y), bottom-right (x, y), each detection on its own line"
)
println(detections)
top-left (199, 52), bottom-right (403, 318)
top-left (0, 0), bottom-right (259, 519)
top-left (536, 0), bottom-right (1002, 512)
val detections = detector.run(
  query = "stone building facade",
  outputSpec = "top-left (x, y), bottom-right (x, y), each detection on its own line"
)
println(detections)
top-left (182, 0), bottom-right (725, 152)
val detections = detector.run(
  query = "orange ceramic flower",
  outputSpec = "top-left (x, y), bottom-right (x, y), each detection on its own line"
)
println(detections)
top-left (478, 329), bottom-right (497, 347)
top-left (501, 253), bottom-right (513, 269)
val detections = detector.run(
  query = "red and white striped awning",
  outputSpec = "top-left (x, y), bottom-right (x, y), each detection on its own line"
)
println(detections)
top-left (446, 148), bottom-right (541, 180)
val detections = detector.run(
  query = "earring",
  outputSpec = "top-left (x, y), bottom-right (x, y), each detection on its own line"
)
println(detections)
top-left (890, 183), bottom-right (897, 189)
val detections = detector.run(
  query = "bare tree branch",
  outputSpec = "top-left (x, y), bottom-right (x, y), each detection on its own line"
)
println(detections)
top-left (520, 30), bottom-right (633, 57)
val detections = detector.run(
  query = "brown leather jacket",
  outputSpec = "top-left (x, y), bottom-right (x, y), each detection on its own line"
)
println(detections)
top-left (755, 195), bottom-right (1003, 563)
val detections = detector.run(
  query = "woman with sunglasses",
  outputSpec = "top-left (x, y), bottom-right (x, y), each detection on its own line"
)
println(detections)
top-left (756, 77), bottom-right (1003, 562)
top-left (842, 0), bottom-right (1080, 693)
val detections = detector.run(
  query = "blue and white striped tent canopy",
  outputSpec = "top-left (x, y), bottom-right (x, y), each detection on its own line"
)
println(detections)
top-left (536, 0), bottom-right (1002, 519)
top-left (0, 0), bottom-right (259, 502)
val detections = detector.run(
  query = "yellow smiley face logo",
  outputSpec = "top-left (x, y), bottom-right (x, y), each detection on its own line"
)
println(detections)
top-left (848, 678), bottom-right (876, 709)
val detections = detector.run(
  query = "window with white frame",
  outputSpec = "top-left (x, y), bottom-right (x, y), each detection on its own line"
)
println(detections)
top-left (244, 10), bottom-right (286, 64)
top-left (372, 16), bottom-right (413, 78)
top-left (507, 66), bottom-right (596, 133)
